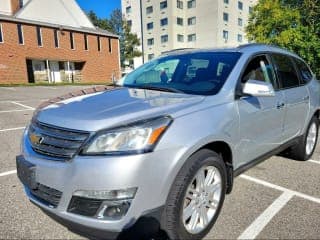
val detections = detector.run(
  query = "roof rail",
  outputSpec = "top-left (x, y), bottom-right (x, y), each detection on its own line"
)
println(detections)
top-left (161, 48), bottom-right (196, 55)
top-left (237, 43), bottom-right (268, 48)
top-left (237, 43), bottom-right (282, 49)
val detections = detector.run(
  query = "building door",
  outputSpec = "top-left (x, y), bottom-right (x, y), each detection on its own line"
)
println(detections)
top-left (26, 60), bottom-right (35, 83)
top-left (64, 61), bottom-right (75, 82)
top-left (49, 61), bottom-right (61, 83)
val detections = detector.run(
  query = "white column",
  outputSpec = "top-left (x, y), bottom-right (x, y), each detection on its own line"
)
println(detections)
top-left (46, 60), bottom-right (51, 83)
top-left (67, 61), bottom-right (71, 82)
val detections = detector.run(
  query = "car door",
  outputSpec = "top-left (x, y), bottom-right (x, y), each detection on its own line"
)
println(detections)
top-left (236, 54), bottom-right (286, 167)
top-left (270, 54), bottom-right (310, 141)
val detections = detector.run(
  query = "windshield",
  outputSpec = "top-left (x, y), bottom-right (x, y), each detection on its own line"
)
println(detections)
top-left (122, 52), bottom-right (241, 95)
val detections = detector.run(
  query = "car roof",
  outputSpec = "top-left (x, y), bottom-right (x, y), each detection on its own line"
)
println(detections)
top-left (161, 44), bottom-right (302, 60)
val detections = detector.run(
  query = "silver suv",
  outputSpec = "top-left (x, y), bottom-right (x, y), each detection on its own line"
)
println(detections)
top-left (17, 44), bottom-right (320, 240)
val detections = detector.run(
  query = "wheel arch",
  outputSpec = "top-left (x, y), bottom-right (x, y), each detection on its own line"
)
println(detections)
top-left (314, 109), bottom-right (320, 120)
top-left (199, 141), bottom-right (234, 194)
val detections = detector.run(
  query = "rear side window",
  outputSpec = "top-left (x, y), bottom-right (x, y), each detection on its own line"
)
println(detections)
top-left (271, 54), bottom-right (300, 89)
top-left (293, 58), bottom-right (313, 84)
top-left (241, 55), bottom-right (277, 88)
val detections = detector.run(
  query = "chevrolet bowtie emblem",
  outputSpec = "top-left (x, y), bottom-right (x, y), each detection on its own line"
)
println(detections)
top-left (30, 133), bottom-right (44, 145)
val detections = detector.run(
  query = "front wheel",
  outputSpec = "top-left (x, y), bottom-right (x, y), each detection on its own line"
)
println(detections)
top-left (288, 116), bottom-right (319, 161)
top-left (162, 149), bottom-right (226, 240)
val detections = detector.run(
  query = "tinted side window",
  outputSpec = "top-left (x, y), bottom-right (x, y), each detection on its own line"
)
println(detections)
top-left (293, 58), bottom-right (313, 84)
top-left (271, 54), bottom-right (300, 89)
top-left (242, 55), bottom-right (277, 88)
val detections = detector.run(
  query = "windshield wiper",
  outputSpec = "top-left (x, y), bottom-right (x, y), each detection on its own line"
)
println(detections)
top-left (127, 84), bottom-right (185, 94)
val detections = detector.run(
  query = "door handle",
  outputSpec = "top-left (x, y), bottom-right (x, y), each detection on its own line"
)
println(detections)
top-left (303, 95), bottom-right (310, 101)
top-left (276, 102), bottom-right (285, 109)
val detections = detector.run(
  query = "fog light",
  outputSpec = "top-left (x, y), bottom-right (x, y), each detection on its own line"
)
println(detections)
top-left (96, 200), bottom-right (131, 219)
top-left (69, 188), bottom-right (137, 220)
top-left (73, 187), bottom-right (137, 200)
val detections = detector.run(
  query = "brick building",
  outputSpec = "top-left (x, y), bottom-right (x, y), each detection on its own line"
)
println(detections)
top-left (0, 0), bottom-right (120, 84)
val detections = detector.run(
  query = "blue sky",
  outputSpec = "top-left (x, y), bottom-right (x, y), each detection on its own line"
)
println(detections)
top-left (76, 0), bottom-right (121, 18)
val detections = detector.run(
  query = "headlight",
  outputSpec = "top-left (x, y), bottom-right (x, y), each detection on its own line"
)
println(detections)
top-left (82, 116), bottom-right (172, 155)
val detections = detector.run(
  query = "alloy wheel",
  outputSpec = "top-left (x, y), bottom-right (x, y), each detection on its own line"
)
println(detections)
top-left (182, 165), bottom-right (222, 234)
top-left (306, 122), bottom-right (317, 155)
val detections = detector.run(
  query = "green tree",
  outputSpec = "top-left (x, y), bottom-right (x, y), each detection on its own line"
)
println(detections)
top-left (87, 9), bottom-right (142, 69)
top-left (87, 11), bottom-right (112, 32)
top-left (246, 0), bottom-right (320, 77)
top-left (108, 9), bottom-right (123, 35)
top-left (122, 20), bottom-right (142, 68)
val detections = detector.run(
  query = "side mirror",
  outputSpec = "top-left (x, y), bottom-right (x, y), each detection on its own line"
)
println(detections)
top-left (243, 80), bottom-right (275, 97)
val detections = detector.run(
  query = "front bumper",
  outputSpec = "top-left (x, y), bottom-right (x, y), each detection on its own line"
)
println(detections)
top-left (36, 202), bottom-right (164, 240)
top-left (18, 131), bottom-right (183, 238)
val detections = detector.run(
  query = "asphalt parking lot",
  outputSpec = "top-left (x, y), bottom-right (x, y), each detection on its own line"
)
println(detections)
top-left (0, 86), bottom-right (319, 239)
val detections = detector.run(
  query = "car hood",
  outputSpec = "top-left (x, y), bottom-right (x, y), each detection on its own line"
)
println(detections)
top-left (36, 87), bottom-right (205, 132)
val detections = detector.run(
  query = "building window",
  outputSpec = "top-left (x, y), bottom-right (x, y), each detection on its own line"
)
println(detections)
top-left (177, 17), bottom-right (183, 26)
top-left (127, 20), bottom-right (132, 27)
top-left (126, 6), bottom-right (132, 13)
top-left (161, 34), bottom-right (168, 43)
top-left (70, 32), bottom-right (75, 49)
top-left (187, 0), bottom-right (196, 8)
top-left (224, 0), bottom-right (229, 4)
top-left (223, 12), bottom-right (229, 22)
top-left (160, 1), bottom-right (167, 10)
top-left (160, 18), bottom-right (168, 26)
top-left (146, 6), bottom-right (153, 14)
top-left (237, 34), bottom-right (243, 42)
top-left (36, 26), bottom-right (42, 46)
top-left (177, 0), bottom-right (183, 9)
top-left (147, 38), bottom-right (154, 46)
top-left (223, 30), bottom-right (228, 40)
top-left (188, 34), bottom-right (196, 42)
top-left (148, 53), bottom-right (155, 60)
top-left (108, 38), bottom-right (112, 52)
top-left (249, 6), bottom-right (253, 13)
top-left (19, 0), bottom-right (23, 8)
top-left (97, 36), bottom-right (101, 51)
top-left (17, 24), bottom-right (24, 44)
top-left (84, 34), bottom-right (88, 50)
top-left (0, 24), bottom-right (3, 43)
top-left (177, 34), bottom-right (184, 42)
top-left (147, 22), bottom-right (154, 30)
top-left (238, 18), bottom-right (243, 26)
top-left (188, 17), bottom-right (196, 25)
top-left (54, 29), bottom-right (59, 48)
top-left (238, 1), bottom-right (243, 10)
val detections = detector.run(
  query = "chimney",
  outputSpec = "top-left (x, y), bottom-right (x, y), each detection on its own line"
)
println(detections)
top-left (10, 0), bottom-right (23, 15)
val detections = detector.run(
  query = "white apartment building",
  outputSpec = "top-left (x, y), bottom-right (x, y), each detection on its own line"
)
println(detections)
top-left (122, 0), bottom-right (257, 68)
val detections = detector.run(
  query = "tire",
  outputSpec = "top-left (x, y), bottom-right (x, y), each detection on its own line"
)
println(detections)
top-left (288, 116), bottom-right (319, 161)
top-left (161, 149), bottom-right (227, 240)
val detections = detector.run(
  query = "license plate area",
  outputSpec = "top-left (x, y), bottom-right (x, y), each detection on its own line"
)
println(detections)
top-left (16, 156), bottom-right (37, 190)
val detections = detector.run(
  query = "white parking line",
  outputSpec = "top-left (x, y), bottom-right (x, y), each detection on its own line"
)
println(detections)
top-left (237, 174), bottom-right (320, 239)
top-left (240, 174), bottom-right (320, 204)
top-left (309, 159), bottom-right (320, 165)
top-left (38, 86), bottom-right (57, 90)
top-left (0, 170), bottom-right (17, 177)
top-left (0, 109), bottom-right (33, 113)
top-left (0, 87), bottom-right (16, 91)
top-left (238, 192), bottom-right (294, 240)
top-left (0, 127), bottom-right (25, 132)
top-left (0, 99), bottom-right (47, 103)
top-left (10, 101), bottom-right (35, 110)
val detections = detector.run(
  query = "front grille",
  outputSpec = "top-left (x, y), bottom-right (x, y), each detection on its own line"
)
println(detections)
top-left (28, 121), bottom-right (90, 161)
top-left (30, 184), bottom-right (62, 208)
